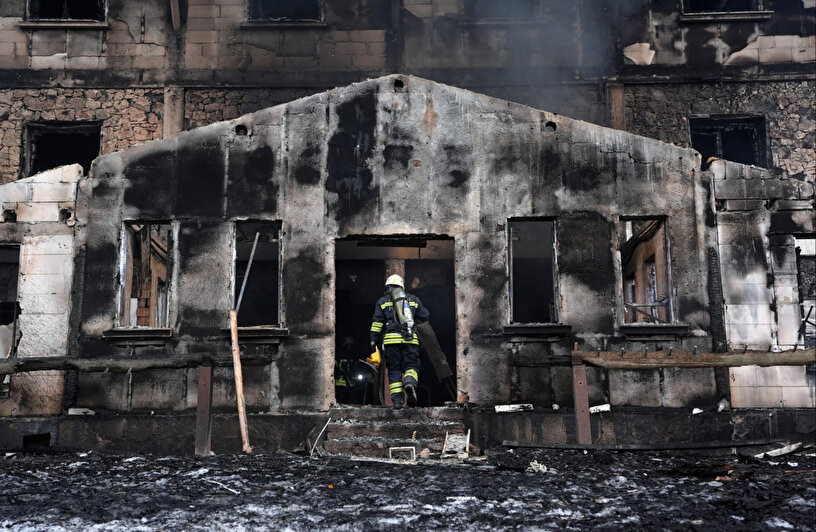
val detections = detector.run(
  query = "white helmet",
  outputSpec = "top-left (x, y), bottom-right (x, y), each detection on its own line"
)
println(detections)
top-left (385, 274), bottom-right (404, 289)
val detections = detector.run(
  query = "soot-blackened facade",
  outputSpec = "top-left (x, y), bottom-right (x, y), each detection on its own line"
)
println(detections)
top-left (72, 75), bottom-right (743, 412)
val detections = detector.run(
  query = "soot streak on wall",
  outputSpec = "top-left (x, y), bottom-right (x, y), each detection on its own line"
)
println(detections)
top-left (326, 89), bottom-right (379, 227)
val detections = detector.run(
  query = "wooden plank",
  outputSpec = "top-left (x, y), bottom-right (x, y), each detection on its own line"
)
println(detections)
top-left (194, 363), bottom-right (213, 456)
top-left (572, 348), bottom-right (592, 445)
top-left (229, 309), bottom-right (253, 454)
top-left (579, 349), bottom-right (814, 369)
top-left (0, 352), bottom-right (275, 375)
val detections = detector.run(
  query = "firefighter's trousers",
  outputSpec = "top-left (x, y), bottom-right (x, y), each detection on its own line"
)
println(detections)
top-left (384, 343), bottom-right (420, 400)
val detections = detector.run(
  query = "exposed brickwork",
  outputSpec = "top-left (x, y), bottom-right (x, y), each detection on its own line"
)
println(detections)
top-left (624, 81), bottom-right (816, 183)
top-left (0, 89), bottom-right (164, 184)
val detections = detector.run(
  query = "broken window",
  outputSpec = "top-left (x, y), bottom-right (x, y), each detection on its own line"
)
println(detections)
top-left (689, 116), bottom-right (767, 170)
top-left (23, 122), bottom-right (102, 178)
top-left (234, 222), bottom-right (280, 326)
top-left (1, 245), bottom-right (20, 397)
top-left (509, 220), bottom-right (557, 323)
top-left (248, 0), bottom-right (321, 22)
top-left (796, 238), bottom-right (815, 348)
top-left (619, 218), bottom-right (674, 324)
top-left (683, 0), bottom-right (762, 12)
top-left (117, 223), bottom-right (172, 328)
top-left (27, 0), bottom-right (106, 21)
top-left (466, 0), bottom-right (537, 19)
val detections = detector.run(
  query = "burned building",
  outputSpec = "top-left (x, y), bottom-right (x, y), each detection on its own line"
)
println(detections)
top-left (0, 1), bottom-right (814, 452)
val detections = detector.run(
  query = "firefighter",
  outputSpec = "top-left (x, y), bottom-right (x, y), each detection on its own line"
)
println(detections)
top-left (369, 274), bottom-right (430, 410)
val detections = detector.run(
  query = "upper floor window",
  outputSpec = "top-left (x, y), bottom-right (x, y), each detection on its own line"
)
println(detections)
top-left (508, 219), bottom-right (557, 324)
top-left (27, 0), bottom-right (106, 21)
top-left (23, 121), bottom-right (101, 178)
top-left (248, 0), bottom-right (321, 22)
top-left (117, 222), bottom-right (172, 328)
top-left (683, 0), bottom-right (763, 12)
top-left (234, 222), bottom-right (280, 326)
top-left (619, 218), bottom-right (674, 324)
top-left (690, 116), bottom-right (767, 170)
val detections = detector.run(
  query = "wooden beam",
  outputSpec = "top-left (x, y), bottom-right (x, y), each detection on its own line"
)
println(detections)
top-left (579, 349), bottom-right (815, 370)
top-left (0, 352), bottom-right (276, 375)
top-left (572, 344), bottom-right (592, 445)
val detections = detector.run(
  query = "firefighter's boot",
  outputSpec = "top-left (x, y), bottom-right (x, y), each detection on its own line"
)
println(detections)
top-left (390, 381), bottom-right (404, 410)
top-left (403, 369), bottom-right (418, 407)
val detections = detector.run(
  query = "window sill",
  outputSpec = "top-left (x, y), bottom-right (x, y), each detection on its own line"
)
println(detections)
top-left (460, 19), bottom-right (546, 27)
top-left (103, 328), bottom-right (173, 345)
top-left (19, 21), bottom-right (110, 30)
top-left (240, 21), bottom-right (328, 30)
top-left (219, 326), bottom-right (289, 344)
top-left (680, 11), bottom-right (773, 23)
top-left (618, 323), bottom-right (690, 337)
top-left (503, 324), bottom-right (572, 342)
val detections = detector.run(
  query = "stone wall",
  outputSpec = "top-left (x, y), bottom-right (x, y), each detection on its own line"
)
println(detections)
top-left (0, 88), bottom-right (164, 184)
top-left (624, 80), bottom-right (816, 183)
top-left (0, 164), bottom-right (81, 415)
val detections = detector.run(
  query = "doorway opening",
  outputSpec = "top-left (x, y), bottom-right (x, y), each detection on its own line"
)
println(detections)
top-left (335, 237), bottom-right (456, 407)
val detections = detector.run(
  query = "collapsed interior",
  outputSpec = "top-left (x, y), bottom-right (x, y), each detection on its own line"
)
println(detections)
top-left (335, 237), bottom-right (456, 407)
top-left (117, 223), bottom-right (171, 328)
top-left (619, 218), bottom-right (673, 324)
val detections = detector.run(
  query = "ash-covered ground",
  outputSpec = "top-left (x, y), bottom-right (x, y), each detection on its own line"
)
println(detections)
top-left (1, 448), bottom-right (814, 531)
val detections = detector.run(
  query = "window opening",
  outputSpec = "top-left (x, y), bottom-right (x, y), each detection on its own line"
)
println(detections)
top-left (0, 244), bottom-right (21, 398)
top-left (28, 0), bottom-right (106, 21)
top-left (619, 218), bottom-right (673, 324)
top-left (118, 223), bottom-right (171, 328)
top-left (335, 237), bottom-right (456, 407)
top-left (689, 116), bottom-right (766, 170)
top-left (466, 0), bottom-right (537, 19)
top-left (795, 238), bottom-right (815, 349)
top-left (23, 122), bottom-right (102, 178)
top-left (509, 220), bottom-right (557, 323)
top-left (234, 222), bottom-right (280, 326)
top-left (683, 0), bottom-right (762, 12)
top-left (248, 0), bottom-right (321, 21)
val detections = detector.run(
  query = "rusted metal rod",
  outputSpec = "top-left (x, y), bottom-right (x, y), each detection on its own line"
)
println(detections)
top-left (579, 348), bottom-right (815, 369)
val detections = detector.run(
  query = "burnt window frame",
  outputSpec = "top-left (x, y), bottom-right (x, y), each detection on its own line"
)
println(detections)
top-left (680, 0), bottom-right (773, 22)
top-left (21, 121), bottom-right (102, 179)
top-left (689, 115), bottom-right (768, 171)
top-left (25, 0), bottom-right (107, 22)
top-left (232, 220), bottom-right (282, 328)
top-left (617, 216), bottom-right (677, 326)
top-left (115, 221), bottom-right (175, 330)
top-left (507, 218), bottom-right (559, 325)
top-left (246, 0), bottom-right (323, 23)
top-left (464, 0), bottom-right (543, 22)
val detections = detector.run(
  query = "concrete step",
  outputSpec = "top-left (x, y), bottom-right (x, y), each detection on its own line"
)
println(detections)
top-left (326, 419), bottom-right (465, 440)
top-left (329, 405), bottom-right (464, 423)
top-left (323, 436), bottom-right (445, 458)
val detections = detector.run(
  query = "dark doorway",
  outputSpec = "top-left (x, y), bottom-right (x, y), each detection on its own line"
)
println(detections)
top-left (335, 237), bottom-right (456, 407)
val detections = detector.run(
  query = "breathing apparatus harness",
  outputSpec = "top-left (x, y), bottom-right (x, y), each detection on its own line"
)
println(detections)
top-left (389, 286), bottom-right (415, 341)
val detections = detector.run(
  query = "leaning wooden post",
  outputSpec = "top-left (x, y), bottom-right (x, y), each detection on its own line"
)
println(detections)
top-left (229, 232), bottom-right (259, 454)
top-left (571, 342), bottom-right (592, 445)
top-left (230, 309), bottom-right (252, 454)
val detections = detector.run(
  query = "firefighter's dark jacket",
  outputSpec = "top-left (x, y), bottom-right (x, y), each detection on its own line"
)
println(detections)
top-left (370, 293), bottom-right (429, 346)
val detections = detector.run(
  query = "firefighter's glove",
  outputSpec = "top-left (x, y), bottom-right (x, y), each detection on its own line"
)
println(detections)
top-left (366, 346), bottom-right (381, 369)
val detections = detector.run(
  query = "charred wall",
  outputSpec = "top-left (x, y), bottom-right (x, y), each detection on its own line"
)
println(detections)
top-left (62, 76), bottom-right (729, 413)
